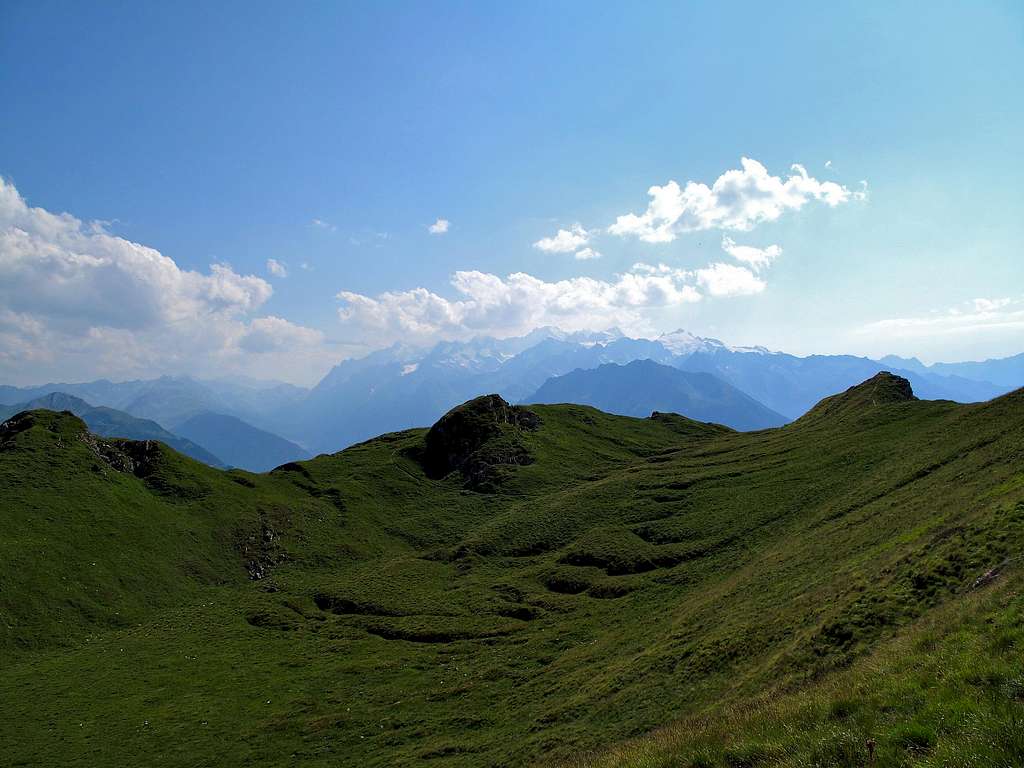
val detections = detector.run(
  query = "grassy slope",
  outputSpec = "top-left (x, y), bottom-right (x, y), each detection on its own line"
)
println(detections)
top-left (1, 377), bottom-right (1023, 767)
top-left (571, 565), bottom-right (1024, 768)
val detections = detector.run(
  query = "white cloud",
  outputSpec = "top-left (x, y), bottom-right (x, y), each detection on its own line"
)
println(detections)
top-left (858, 297), bottom-right (1024, 339)
top-left (237, 315), bottom-right (324, 353)
top-left (695, 263), bottom-right (766, 297)
top-left (574, 247), bottom-right (601, 261)
top-left (720, 236), bottom-right (781, 270)
top-left (0, 178), bottom-right (331, 385)
top-left (428, 218), bottom-right (450, 235)
top-left (608, 158), bottom-right (860, 242)
top-left (972, 297), bottom-right (1012, 312)
top-left (266, 258), bottom-right (288, 278)
top-left (311, 218), bottom-right (336, 232)
top-left (533, 223), bottom-right (590, 253)
top-left (337, 265), bottom-right (703, 346)
top-left (825, 160), bottom-right (833, 169)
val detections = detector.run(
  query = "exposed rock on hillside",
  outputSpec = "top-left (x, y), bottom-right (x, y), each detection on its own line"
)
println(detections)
top-left (81, 433), bottom-right (163, 477)
top-left (0, 411), bottom-right (46, 444)
top-left (422, 394), bottom-right (540, 490)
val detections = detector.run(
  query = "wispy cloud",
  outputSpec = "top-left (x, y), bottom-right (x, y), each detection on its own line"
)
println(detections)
top-left (428, 217), bottom-right (450, 235)
top-left (349, 231), bottom-right (390, 247)
top-left (311, 218), bottom-right (336, 232)
top-left (266, 258), bottom-right (288, 278)
top-left (858, 297), bottom-right (1024, 338)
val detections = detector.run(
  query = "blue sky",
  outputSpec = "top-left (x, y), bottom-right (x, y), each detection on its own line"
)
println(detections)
top-left (1, 1), bottom-right (1022, 385)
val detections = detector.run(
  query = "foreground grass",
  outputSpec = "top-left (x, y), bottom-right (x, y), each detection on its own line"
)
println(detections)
top-left (570, 571), bottom-right (1024, 768)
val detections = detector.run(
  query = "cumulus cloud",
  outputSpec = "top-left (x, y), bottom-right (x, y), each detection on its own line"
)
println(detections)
top-left (266, 258), bottom-right (288, 278)
top-left (237, 315), bottom-right (324, 353)
top-left (695, 263), bottom-right (766, 297)
top-left (721, 236), bottom-right (781, 270)
top-left (608, 158), bottom-right (860, 243)
top-left (574, 247), bottom-right (601, 261)
top-left (858, 297), bottom-right (1024, 339)
top-left (0, 178), bottom-right (331, 385)
top-left (429, 218), bottom-right (450, 235)
top-left (533, 223), bottom-right (590, 253)
top-left (336, 265), bottom-right (706, 346)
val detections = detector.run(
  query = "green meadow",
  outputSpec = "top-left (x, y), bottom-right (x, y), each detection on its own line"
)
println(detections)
top-left (1, 374), bottom-right (1022, 767)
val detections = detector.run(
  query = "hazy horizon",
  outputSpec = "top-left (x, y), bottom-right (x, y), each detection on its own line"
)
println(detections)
top-left (0, 323), bottom-right (1020, 390)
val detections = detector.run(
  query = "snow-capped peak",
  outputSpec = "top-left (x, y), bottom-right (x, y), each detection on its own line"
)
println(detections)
top-left (657, 329), bottom-right (724, 355)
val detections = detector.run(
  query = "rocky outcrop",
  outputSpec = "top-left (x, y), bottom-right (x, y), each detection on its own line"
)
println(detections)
top-left (0, 411), bottom-right (44, 445)
top-left (422, 394), bottom-right (541, 490)
top-left (81, 432), bottom-right (163, 477)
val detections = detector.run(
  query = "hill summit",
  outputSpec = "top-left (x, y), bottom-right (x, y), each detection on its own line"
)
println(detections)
top-left (802, 371), bottom-right (917, 421)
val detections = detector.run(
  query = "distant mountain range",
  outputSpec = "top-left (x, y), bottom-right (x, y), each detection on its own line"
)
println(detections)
top-left (283, 328), bottom-right (1017, 452)
top-left (0, 393), bottom-right (226, 467)
top-left (2, 328), bottom-right (1020, 456)
top-left (523, 360), bottom-right (788, 431)
top-left (174, 412), bottom-right (311, 472)
top-left (880, 352), bottom-right (1024, 389)
top-left (0, 375), bottom-right (308, 433)
top-left (0, 391), bottom-right (311, 472)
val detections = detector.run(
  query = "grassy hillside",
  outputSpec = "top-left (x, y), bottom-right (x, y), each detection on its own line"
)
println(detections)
top-left (1, 373), bottom-right (1022, 767)
top-left (572, 567), bottom-right (1024, 768)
